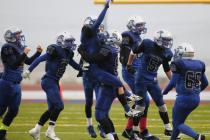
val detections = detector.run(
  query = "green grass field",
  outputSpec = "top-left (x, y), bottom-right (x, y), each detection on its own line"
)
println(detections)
top-left (6, 101), bottom-right (210, 140)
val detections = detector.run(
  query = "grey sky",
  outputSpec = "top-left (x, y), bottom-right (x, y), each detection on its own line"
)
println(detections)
top-left (0, 0), bottom-right (210, 59)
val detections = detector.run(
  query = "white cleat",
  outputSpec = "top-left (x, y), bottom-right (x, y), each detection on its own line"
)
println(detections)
top-left (45, 129), bottom-right (60, 140)
top-left (127, 94), bottom-right (142, 104)
top-left (29, 128), bottom-right (41, 140)
top-left (125, 109), bottom-right (143, 117)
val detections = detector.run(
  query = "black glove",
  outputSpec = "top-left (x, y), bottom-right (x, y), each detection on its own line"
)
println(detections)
top-left (126, 65), bottom-right (136, 74)
top-left (77, 70), bottom-right (83, 77)
top-left (77, 45), bottom-right (85, 55)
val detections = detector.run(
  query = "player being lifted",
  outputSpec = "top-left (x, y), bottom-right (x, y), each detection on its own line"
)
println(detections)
top-left (79, 0), bottom-right (140, 136)
top-left (23, 32), bottom-right (81, 140)
top-left (162, 43), bottom-right (208, 140)
top-left (120, 16), bottom-right (158, 140)
top-left (128, 29), bottom-right (174, 139)
top-left (0, 27), bottom-right (42, 140)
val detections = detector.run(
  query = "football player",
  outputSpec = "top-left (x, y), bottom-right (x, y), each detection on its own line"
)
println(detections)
top-left (79, 29), bottom-right (142, 140)
top-left (0, 27), bottom-right (42, 140)
top-left (128, 29), bottom-right (174, 139)
top-left (23, 32), bottom-right (81, 140)
top-left (79, 0), bottom-right (112, 138)
top-left (162, 43), bottom-right (208, 140)
top-left (120, 16), bottom-right (158, 140)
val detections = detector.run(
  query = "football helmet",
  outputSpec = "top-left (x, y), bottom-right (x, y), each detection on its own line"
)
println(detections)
top-left (127, 16), bottom-right (147, 35)
top-left (84, 16), bottom-right (104, 32)
top-left (97, 29), bottom-right (122, 46)
top-left (174, 42), bottom-right (194, 60)
top-left (56, 31), bottom-right (76, 50)
top-left (4, 26), bottom-right (25, 44)
top-left (154, 29), bottom-right (173, 49)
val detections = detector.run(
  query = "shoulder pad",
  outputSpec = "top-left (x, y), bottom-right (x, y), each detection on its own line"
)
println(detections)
top-left (47, 44), bottom-right (57, 57)
top-left (1, 43), bottom-right (14, 55)
top-left (99, 47), bottom-right (111, 57)
top-left (165, 49), bottom-right (173, 61)
top-left (170, 60), bottom-right (181, 73)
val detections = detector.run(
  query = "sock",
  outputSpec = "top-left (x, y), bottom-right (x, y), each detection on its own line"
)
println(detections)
top-left (125, 118), bottom-right (133, 130)
top-left (108, 118), bottom-right (115, 133)
top-left (164, 123), bottom-right (172, 131)
top-left (98, 118), bottom-right (112, 134)
top-left (178, 124), bottom-right (197, 138)
top-left (34, 124), bottom-right (42, 131)
top-left (133, 115), bottom-right (140, 132)
top-left (159, 111), bottom-right (170, 126)
top-left (139, 117), bottom-right (147, 132)
top-left (38, 110), bottom-right (51, 126)
top-left (47, 123), bottom-right (55, 131)
top-left (0, 130), bottom-right (6, 139)
top-left (87, 118), bottom-right (92, 126)
top-left (49, 120), bottom-right (55, 126)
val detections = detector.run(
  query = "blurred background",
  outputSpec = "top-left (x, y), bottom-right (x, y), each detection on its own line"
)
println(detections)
top-left (0, 0), bottom-right (210, 99)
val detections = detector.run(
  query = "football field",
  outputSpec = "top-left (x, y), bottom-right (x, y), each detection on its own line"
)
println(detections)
top-left (6, 101), bottom-right (210, 140)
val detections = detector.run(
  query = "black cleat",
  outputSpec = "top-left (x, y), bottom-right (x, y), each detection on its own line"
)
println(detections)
top-left (122, 129), bottom-right (132, 139)
top-left (97, 124), bottom-right (106, 138)
top-left (141, 129), bottom-right (159, 140)
top-left (130, 131), bottom-right (142, 140)
top-left (195, 134), bottom-right (205, 140)
top-left (164, 129), bottom-right (172, 136)
top-left (87, 125), bottom-right (97, 138)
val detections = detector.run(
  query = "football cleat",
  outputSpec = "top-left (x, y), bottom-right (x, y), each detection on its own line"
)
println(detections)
top-left (164, 129), bottom-right (172, 136)
top-left (122, 129), bottom-right (132, 139)
top-left (125, 109), bottom-right (143, 118)
top-left (87, 125), bottom-right (97, 138)
top-left (29, 128), bottom-right (40, 140)
top-left (141, 129), bottom-right (159, 140)
top-left (127, 94), bottom-right (142, 104)
top-left (45, 129), bottom-right (60, 140)
top-left (130, 131), bottom-right (143, 140)
top-left (195, 134), bottom-right (205, 140)
top-left (97, 124), bottom-right (106, 138)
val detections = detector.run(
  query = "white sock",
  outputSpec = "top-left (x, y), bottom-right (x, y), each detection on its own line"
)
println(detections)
top-left (164, 123), bottom-right (172, 130)
top-left (106, 133), bottom-right (115, 140)
top-left (133, 126), bottom-right (139, 132)
top-left (47, 124), bottom-right (55, 131)
top-left (35, 124), bottom-right (42, 131)
top-left (87, 118), bottom-right (92, 126)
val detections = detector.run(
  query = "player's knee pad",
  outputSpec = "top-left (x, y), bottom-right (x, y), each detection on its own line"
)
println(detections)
top-left (158, 104), bottom-right (167, 112)
top-left (135, 105), bottom-right (145, 112)
top-left (95, 109), bottom-right (107, 121)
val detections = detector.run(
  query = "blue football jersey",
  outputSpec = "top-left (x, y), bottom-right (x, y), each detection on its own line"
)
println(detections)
top-left (135, 39), bottom-right (173, 81)
top-left (171, 59), bottom-right (205, 95)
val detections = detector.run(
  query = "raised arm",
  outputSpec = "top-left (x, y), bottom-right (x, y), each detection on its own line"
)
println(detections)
top-left (92, 0), bottom-right (111, 31)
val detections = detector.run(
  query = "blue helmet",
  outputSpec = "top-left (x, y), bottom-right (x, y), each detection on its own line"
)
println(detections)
top-left (56, 31), bottom-right (76, 51)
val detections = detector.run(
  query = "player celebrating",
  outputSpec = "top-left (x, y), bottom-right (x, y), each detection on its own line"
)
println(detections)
top-left (0, 27), bottom-right (42, 140)
top-left (128, 29), bottom-right (174, 139)
top-left (79, 29), bottom-right (141, 140)
top-left (23, 32), bottom-right (81, 140)
top-left (120, 16), bottom-right (158, 140)
top-left (162, 43), bottom-right (208, 140)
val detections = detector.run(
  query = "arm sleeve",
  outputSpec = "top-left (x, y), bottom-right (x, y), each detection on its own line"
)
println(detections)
top-left (132, 41), bottom-right (144, 54)
top-left (92, 2), bottom-right (109, 31)
top-left (200, 73), bottom-right (209, 91)
top-left (28, 53), bottom-right (49, 72)
top-left (162, 73), bottom-right (179, 95)
top-left (69, 59), bottom-right (82, 71)
top-left (162, 60), bottom-right (170, 72)
top-left (24, 51), bottom-right (42, 65)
